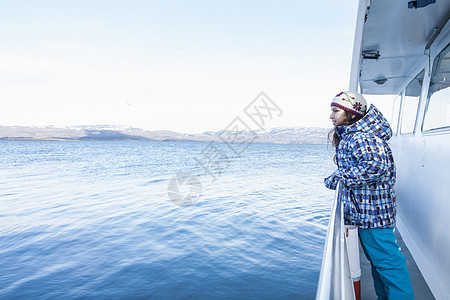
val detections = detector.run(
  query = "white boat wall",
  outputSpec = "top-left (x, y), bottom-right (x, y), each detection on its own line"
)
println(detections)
top-left (350, 0), bottom-right (450, 298)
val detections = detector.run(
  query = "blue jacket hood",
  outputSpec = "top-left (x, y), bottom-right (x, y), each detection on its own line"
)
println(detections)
top-left (336, 104), bottom-right (393, 141)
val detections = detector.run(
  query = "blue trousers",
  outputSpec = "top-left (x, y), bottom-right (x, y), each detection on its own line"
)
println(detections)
top-left (359, 228), bottom-right (414, 300)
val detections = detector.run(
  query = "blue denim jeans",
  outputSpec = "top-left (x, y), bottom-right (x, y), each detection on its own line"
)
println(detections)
top-left (359, 228), bottom-right (414, 299)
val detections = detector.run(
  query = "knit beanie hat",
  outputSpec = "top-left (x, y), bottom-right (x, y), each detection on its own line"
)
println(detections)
top-left (331, 91), bottom-right (367, 117)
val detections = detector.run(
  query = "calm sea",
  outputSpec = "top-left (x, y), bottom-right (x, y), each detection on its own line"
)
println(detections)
top-left (0, 141), bottom-right (335, 299)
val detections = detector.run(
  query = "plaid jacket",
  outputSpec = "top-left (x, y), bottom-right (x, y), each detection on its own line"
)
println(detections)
top-left (324, 104), bottom-right (396, 228)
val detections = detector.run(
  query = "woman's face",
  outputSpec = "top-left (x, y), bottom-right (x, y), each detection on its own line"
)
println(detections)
top-left (330, 107), bottom-right (348, 126)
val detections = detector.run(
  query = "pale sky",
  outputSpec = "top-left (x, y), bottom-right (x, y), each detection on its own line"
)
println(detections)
top-left (0, 0), bottom-right (393, 134)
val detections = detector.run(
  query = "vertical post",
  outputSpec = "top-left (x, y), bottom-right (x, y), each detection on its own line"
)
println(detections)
top-left (348, 2), bottom-right (367, 293)
top-left (346, 226), bottom-right (361, 300)
top-left (349, 0), bottom-right (369, 93)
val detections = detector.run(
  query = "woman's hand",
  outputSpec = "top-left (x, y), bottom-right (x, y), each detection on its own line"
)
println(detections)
top-left (324, 169), bottom-right (341, 190)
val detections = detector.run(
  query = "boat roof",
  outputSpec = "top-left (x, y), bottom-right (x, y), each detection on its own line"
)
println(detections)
top-left (357, 0), bottom-right (450, 95)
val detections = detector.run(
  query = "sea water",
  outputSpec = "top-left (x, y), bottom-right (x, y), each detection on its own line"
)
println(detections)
top-left (0, 141), bottom-right (336, 299)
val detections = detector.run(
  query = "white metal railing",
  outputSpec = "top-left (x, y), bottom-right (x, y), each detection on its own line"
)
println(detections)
top-left (316, 182), bottom-right (356, 300)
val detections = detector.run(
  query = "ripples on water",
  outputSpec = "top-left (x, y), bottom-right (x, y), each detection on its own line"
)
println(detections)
top-left (0, 141), bottom-right (335, 299)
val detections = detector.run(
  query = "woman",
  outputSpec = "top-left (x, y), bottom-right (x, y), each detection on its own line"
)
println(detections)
top-left (324, 91), bottom-right (414, 299)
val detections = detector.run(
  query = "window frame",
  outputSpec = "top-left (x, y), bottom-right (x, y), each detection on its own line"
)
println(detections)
top-left (421, 43), bottom-right (450, 134)
top-left (400, 69), bottom-right (425, 136)
top-left (391, 94), bottom-right (402, 136)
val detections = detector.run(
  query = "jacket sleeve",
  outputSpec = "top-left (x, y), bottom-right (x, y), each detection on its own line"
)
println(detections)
top-left (324, 169), bottom-right (341, 190)
top-left (339, 133), bottom-right (390, 187)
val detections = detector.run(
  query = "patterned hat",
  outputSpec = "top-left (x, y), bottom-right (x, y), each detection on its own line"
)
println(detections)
top-left (331, 91), bottom-right (367, 117)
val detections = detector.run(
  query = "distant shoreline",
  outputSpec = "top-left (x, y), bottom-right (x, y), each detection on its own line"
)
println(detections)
top-left (0, 125), bottom-right (331, 144)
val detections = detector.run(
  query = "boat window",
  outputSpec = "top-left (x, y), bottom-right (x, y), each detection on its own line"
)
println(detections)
top-left (423, 44), bottom-right (450, 132)
top-left (401, 70), bottom-right (424, 134)
top-left (391, 95), bottom-right (401, 135)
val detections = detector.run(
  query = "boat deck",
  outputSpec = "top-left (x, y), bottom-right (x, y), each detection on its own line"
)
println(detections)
top-left (360, 228), bottom-right (435, 299)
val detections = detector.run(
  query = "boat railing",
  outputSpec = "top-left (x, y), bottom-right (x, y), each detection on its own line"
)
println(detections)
top-left (316, 181), bottom-right (356, 300)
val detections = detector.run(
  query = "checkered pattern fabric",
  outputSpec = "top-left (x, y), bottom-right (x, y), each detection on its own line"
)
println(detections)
top-left (325, 104), bottom-right (396, 228)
